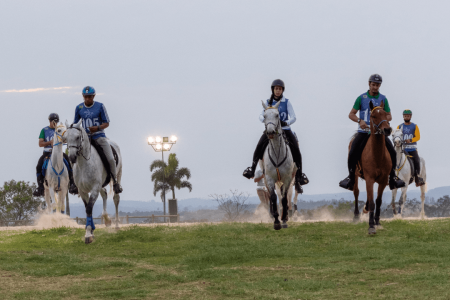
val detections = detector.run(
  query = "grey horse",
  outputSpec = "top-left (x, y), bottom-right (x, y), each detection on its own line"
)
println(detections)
top-left (64, 119), bottom-right (123, 244)
top-left (261, 100), bottom-right (296, 230)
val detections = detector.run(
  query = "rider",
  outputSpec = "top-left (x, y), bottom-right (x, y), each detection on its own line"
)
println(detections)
top-left (33, 113), bottom-right (78, 197)
top-left (397, 110), bottom-right (425, 186)
top-left (339, 74), bottom-right (406, 191)
top-left (243, 79), bottom-right (309, 193)
top-left (73, 86), bottom-right (123, 194)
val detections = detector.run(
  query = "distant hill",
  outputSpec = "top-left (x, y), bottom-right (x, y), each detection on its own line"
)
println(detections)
top-left (64, 186), bottom-right (450, 218)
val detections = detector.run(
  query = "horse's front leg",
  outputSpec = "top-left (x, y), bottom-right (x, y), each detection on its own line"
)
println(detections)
top-left (375, 183), bottom-right (386, 227)
top-left (399, 187), bottom-right (407, 217)
top-left (281, 185), bottom-right (289, 229)
top-left (100, 188), bottom-right (111, 227)
top-left (113, 192), bottom-right (121, 230)
top-left (365, 179), bottom-right (376, 235)
top-left (391, 188), bottom-right (398, 216)
top-left (353, 175), bottom-right (360, 222)
top-left (44, 188), bottom-right (52, 214)
top-left (85, 187), bottom-right (100, 244)
top-left (268, 185), bottom-right (281, 230)
top-left (48, 188), bottom-right (57, 214)
top-left (420, 185), bottom-right (426, 219)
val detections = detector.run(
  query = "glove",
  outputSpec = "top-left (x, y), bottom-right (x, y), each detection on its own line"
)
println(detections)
top-left (280, 121), bottom-right (288, 127)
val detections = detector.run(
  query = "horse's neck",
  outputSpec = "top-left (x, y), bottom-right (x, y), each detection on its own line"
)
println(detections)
top-left (51, 142), bottom-right (64, 170)
top-left (268, 131), bottom-right (286, 161)
top-left (395, 145), bottom-right (404, 166)
top-left (76, 131), bottom-right (92, 168)
top-left (369, 123), bottom-right (387, 155)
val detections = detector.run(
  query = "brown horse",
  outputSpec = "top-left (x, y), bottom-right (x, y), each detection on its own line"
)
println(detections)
top-left (352, 101), bottom-right (392, 235)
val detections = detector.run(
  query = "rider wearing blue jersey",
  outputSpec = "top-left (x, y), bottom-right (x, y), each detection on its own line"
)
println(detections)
top-left (243, 79), bottom-right (309, 193)
top-left (33, 113), bottom-right (78, 197)
top-left (73, 86), bottom-right (123, 194)
top-left (339, 74), bottom-right (405, 191)
top-left (397, 109), bottom-right (425, 186)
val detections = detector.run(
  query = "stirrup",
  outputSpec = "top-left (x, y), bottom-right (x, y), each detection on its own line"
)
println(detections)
top-left (339, 177), bottom-right (354, 191)
top-left (243, 167), bottom-right (255, 179)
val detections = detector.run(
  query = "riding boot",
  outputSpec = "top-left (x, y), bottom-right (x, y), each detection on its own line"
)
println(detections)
top-left (389, 169), bottom-right (406, 190)
top-left (414, 174), bottom-right (425, 187)
top-left (339, 173), bottom-right (355, 191)
top-left (33, 174), bottom-right (45, 197)
top-left (67, 170), bottom-right (78, 195)
top-left (243, 160), bottom-right (258, 179)
top-left (386, 137), bottom-right (406, 190)
top-left (243, 133), bottom-right (268, 179)
top-left (112, 177), bottom-right (123, 194)
top-left (409, 150), bottom-right (425, 187)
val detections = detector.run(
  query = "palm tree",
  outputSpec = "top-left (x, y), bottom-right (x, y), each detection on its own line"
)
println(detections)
top-left (150, 153), bottom-right (192, 202)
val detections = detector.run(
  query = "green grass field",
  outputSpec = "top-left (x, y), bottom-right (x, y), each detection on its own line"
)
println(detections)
top-left (1, 219), bottom-right (450, 299)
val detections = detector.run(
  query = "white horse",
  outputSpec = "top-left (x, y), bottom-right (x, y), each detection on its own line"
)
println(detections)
top-left (261, 100), bottom-right (296, 230)
top-left (391, 129), bottom-right (427, 218)
top-left (44, 123), bottom-right (69, 214)
top-left (64, 119), bottom-right (122, 244)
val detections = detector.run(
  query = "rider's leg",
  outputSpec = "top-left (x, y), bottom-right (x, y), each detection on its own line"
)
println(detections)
top-left (63, 152), bottom-right (78, 195)
top-left (408, 150), bottom-right (425, 186)
top-left (243, 133), bottom-right (269, 179)
top-left (283, 130), bottom-right (308, 192)
top-left (95, 137), bottom-right (123, 194)
top-left (339, 132), bottom-right (369, 190)
top-left (33, 153), bottom-right (50, 197)
top-left (385, 136), bottom-right (406, 190)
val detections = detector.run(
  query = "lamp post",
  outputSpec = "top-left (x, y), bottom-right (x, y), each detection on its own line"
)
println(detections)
top-left (148, 135), bottom-right (177, 217)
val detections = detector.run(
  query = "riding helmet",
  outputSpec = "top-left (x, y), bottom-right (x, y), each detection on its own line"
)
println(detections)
top-left (82, 86), bottom-right (96, 96)
top-left (48, 113), bottom-right (59, 122)
top-left (368, 74), bottom-right (382, 84)
top-left (403, 109), bottom-right (412, 115)
top-left (271, 79), bottom-right (285, 92)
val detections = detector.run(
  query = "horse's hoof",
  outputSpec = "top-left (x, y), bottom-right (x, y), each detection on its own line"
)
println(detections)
top-left (376, 225), bottom-right (384, 230)
top-left (274, 223), bottom-right (282, 230)
top-left (288, 210), bottom-right (293, 218)
top-left (353, 215), bottom-right (360, 223)
top-left (368, 227), bottom-right (376, 235)
top-left (85, 236), bottom-right (93, 244)
top-left (115, 227), bottom-right (120, 231)
top-left (105, 219), bottom-right (112, 227)
top-left (363, 206), bottom-right (368, 214)
top-left (281, 223), bottom-right (288, 229)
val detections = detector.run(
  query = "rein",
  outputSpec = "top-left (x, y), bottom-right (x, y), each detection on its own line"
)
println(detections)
top-left (68, 124), bottom-right (91, 161)
top-left (265, 115), bottom-right (288, 182)
top-left (370, 106), bottom-right (388, 134)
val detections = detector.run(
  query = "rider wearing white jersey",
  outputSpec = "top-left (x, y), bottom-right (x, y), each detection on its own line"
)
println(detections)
top-left (73, 86), bottom-right (123, 194)
top-left (243, 79), bottom-right (309, 193)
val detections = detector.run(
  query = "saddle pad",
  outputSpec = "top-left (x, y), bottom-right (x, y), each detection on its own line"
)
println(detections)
top-left (90, 139), bottom-right (119, 188)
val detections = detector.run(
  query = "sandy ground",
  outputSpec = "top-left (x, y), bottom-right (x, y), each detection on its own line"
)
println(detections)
top-left (0, 210), bottom-right (445, 235)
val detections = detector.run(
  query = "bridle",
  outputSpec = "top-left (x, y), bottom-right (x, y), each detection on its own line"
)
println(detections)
top-left (67, 124), bottom-right (91, 161)
top-left (370, 106), bottom-right (389, 134)
top-left (53, 124), bottom-right (66, 147)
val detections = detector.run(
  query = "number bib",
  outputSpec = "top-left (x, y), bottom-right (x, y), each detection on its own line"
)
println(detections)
top-left (358, 92), bottom-right (387, 133)
top-left (73, 101), bottom-right (110, 140)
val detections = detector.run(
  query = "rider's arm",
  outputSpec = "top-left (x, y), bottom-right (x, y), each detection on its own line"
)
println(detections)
top-left (89, 122), bottom-right (109, 133)
top-left (286, 100), bottom-right (296, 126)
top-left (383, 99), bottom-right (392, 122)
top-left (39, 139), bottom-right (52, 147)
top-left (74, 106), bottom-right (81, 124)
top-left (411, 125), bottom-right (421, 143)
top-left (349, 108), bottom-right (359, 122)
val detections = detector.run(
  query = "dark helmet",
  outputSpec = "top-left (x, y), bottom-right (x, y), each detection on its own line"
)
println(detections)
top-left (82, 86), bottom-right (96, 96)
top-left (403, 109), bottom-right (412, 115)
top-left (369, 74), bottom-right (382, 84)
top-left (271, 79), bottom-right (285, 91)
top-left (48, 113), bottom-right (59, 122)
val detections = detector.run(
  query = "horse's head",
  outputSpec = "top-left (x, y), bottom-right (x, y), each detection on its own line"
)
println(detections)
top-left (54, 122), bottom-right (67, 144)
top-left (369, 101), bottom-right (392, 136)
top-left (262, 100), bottom-right (281, 139)
top-left (65, 119), bottom-right (84, 164)
top-left (392, 129), bottom-right (404, 148)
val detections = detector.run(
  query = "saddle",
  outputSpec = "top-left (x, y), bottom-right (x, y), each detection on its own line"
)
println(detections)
top-left (403, 150), bottom-right (415, 185)
top-left (90, 139), bottom-right (119, 188)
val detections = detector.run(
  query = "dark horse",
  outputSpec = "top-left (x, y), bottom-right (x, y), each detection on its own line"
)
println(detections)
top-left (352, 101), bottom-right (392, 235)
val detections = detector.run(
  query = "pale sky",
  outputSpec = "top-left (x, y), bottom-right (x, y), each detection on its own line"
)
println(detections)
top-left (1, 1), bottom-right (449, 204)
